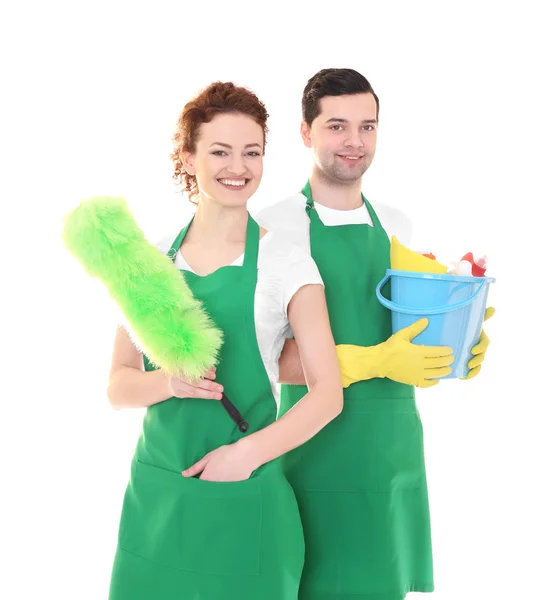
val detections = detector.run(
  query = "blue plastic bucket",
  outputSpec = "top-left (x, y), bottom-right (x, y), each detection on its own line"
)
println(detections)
top-left (376, 270), bottom-right (496, 379)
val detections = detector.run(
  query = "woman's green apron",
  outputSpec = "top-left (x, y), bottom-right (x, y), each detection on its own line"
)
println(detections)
top-left (280, 183), bottom-right (434, 600)
top-left (109, 215), bottom-right (304, 600)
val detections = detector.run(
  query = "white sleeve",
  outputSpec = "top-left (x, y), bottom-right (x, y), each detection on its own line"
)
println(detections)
top-left (252, 205), bottom-right (274, 231)
top-left (373, 203), bottom-right (413, 247)
top-left (391, 211), bottom-right (413, 247)
top-left (281, 244), bottom-right (324, 314)
top-left (252, 200), bottom-right (290, 233)
top-left (252, 195), bottom-right (312, 254)
top-left (152, 231), bottom-right (179, 255)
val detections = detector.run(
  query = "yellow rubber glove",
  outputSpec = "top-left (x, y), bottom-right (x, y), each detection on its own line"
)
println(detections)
top-left (337, 318), bottom-right (454, 389)
top-left (461, 306), bottom-right (495, 380)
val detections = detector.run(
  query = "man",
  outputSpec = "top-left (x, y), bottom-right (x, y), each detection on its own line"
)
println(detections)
top-left (254, 68), bottom-right (493, 600)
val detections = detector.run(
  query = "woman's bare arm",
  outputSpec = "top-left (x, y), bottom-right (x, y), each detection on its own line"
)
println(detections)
top-left (107, 326), bottom-right (224, 409)
top-left (182, 283), bottom-right (343, 480)
top-left (241, 283), bottom-right (343, 464)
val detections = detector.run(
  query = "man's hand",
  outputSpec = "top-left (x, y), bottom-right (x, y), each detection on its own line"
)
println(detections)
top-left (461, 307), bottom-right (495, 380)
top-left (337, 318), bottom-right (454, 389)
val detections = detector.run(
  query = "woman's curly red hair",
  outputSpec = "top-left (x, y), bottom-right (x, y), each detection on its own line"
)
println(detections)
top-left (171, 81), bottom-right (269, 203)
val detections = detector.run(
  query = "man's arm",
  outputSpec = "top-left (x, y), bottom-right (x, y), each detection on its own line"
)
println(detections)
top-left (279, 320), bottom-right (454, 389)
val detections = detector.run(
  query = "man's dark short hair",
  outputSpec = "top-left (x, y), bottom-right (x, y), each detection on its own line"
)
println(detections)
top-left (302, 68), bottom-right (379, 127)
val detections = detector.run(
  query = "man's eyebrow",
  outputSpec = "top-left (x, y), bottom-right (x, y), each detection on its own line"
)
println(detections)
top-left (325, 118), bottom-right (378, 124)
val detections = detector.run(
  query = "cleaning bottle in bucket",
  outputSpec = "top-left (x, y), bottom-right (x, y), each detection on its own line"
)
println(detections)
top-left (449, 253), bottom-right (488, 277)
top-left (377, 238), bottom-right (496, 379)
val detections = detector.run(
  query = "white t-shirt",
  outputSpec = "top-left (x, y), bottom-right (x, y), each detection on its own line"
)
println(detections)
top-left (253, 192), bottom-right (413, 252)
top-left (154, 229), bottom-right (323, 409)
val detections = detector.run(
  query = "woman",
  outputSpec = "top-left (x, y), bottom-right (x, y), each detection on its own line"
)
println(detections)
top-left (107, 81), bottom-right (343, 600)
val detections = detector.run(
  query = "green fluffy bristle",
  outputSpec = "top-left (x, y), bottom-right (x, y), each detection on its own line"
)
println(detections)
top-left (62, 196), bottom-right (223, 379)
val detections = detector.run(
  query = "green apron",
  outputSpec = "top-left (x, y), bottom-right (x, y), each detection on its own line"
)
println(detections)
top-left (109, 215), bottom-right (305, 600)
top-left (279, 183), bottom-right (434, 600)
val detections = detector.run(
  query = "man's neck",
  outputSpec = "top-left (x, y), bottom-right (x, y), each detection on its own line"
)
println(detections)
top-left (309, 168), bottom-right (363, 211)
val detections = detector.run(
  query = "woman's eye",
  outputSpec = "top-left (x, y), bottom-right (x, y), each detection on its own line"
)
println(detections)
top-left (247, 151), bottom-right (261, 157)
top-left (212, 150), bottom-right (226, 156)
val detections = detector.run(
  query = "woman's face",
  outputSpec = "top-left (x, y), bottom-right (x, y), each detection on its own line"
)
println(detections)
top-left (183, 112), bottom-right (264, 207)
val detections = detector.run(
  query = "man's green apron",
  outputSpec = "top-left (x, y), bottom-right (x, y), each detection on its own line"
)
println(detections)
top-left (109, 216), bottom-right (305, 600)
top-left (280, 183), bottom-right (434, 600)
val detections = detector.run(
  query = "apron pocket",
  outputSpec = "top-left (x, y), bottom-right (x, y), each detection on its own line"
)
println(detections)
top-left (181, 475), bottom-right (262, 576)
top-left (119, 459), bottom-right (262, 576)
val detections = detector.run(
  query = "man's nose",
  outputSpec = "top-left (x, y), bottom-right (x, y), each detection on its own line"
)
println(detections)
top-left (344, 129), bottom-right (364, 148)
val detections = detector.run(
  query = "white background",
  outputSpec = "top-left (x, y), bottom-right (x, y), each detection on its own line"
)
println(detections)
top-left (2, 1), bottom-right (554, 599)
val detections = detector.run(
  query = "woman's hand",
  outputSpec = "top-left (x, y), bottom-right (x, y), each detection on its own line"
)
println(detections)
top-left (181, 440), bottom-right (260, 482)
top-left (168, 366), bottom-right (224, 400)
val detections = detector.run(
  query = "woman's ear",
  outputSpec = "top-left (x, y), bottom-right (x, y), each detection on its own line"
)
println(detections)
top-left (180, 150), bottom-right (196, 175)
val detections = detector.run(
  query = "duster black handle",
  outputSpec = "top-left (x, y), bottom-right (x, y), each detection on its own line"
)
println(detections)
top-left (220, 393), bottom-right (250, 433)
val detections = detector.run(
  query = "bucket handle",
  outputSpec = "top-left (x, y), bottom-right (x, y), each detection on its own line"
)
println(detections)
top-left (376, 273), bottom-right (487, 315)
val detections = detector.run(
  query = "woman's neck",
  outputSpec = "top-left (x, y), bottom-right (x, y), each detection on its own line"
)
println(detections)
top-left (186, 197), bottom-right (249, 245)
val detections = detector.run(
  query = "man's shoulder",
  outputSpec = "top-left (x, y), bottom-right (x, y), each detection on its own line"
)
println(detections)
top-left (252, 192), bottom-right (310, 249)
top-left (259, 230), bottom-right (313, 264)
top-left (373, 201), bottom-right (412, 227)
top-left (372, 201), bottom-right (413, 246)
top-left (252, 193), bottom-right (307, 224)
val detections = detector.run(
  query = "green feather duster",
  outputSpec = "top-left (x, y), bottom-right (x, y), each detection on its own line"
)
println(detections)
top-left (62, 196), bottom-right (223, 380)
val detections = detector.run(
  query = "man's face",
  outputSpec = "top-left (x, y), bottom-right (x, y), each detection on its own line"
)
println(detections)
top-left (302, 93), bottom-right (378, 184)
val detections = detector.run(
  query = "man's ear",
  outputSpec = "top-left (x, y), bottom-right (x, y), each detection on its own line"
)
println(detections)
top-left (300, 121), bottom-right (312, 148)
top-left (180, 150), bottom-right (196, 175)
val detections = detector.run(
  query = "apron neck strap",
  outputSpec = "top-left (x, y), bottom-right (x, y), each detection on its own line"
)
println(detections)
top-left (166, 216), bottom-right (193, 262)
top-left (302, 180), bottom-right (378, 225)
top-left (302, 180), bottom-right (314, 214)
top-left (243, 214), bottom-right (260, 271)
top-left (362, 195), bottom-right (380, 228)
